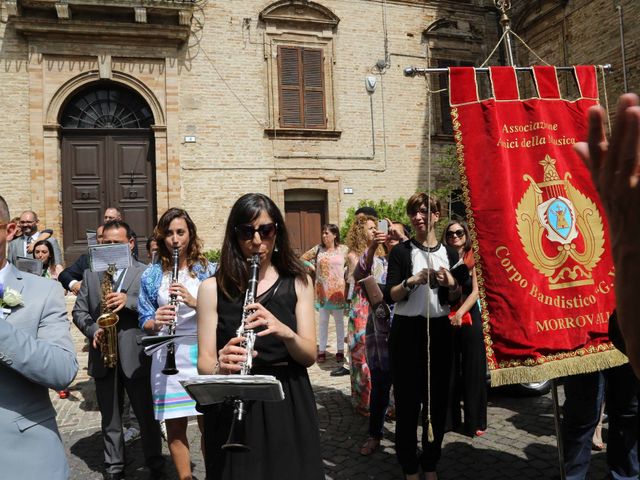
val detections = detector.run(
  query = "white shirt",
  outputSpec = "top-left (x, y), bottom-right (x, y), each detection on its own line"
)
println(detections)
top-left (0, 261), bottom-right (10, 288)
top-left (394, 243), bottom-right (451, 318)
top-left (0, 261), bottom-right (11, 320)
top-left (23, 231), bottom-right (41, 257)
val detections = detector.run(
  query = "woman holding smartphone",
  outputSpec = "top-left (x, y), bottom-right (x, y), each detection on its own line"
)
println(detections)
top-left (345, 215), bottom-right (386, 416)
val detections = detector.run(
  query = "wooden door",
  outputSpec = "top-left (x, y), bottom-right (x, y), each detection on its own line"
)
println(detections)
top-left (285, 200), bottom-right (325, 256)
top-left (62, 132), bottom-right (155, 263)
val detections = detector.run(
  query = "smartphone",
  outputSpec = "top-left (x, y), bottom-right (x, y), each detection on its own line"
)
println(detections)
top-left (377, 219), bottom-right (389, 234)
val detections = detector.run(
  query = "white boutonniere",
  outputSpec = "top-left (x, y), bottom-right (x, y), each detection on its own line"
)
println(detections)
top-left (0, 284), bottom-right (23, 310)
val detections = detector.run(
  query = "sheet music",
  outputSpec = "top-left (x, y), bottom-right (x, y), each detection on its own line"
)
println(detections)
top-left (141, 334), bottom-right (197, 355)
top-left (89, 243), bottom-right (132, 272)
top-left (86, 230), bottom-right (97, 247)
top-left (181, 375), bottom-right (285, 405)
top-left (16, 257), bottom-right (43, 276)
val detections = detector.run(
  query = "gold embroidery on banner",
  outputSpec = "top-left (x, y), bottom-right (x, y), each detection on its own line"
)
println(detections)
top-left (516, 155), bottom-right (605, 290)
top-left (452, 107), bottom-right (614, 376)
top-left (451, 107), bottom-right (497, 371)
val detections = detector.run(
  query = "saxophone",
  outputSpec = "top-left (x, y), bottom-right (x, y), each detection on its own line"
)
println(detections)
top-left (97, 264), bottom-right (119, 368)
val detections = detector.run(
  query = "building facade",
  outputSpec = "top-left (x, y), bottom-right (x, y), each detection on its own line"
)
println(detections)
top-left (0, 0), bottom-right (633, 260)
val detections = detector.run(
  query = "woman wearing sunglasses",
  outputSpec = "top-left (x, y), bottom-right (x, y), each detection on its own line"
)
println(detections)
top-left (139, 208), bottom-right (216, 480)
top-left (442, 220), bottom-right (487, 438)
top-left (197, 193), bottom-right (323, 480)
top-left (384, 193), bottom-right (464, 480)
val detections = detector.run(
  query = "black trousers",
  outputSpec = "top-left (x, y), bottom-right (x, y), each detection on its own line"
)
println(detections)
top-left (450, 304), bottom-right (487, 434)
top-left (389, 314), bottom-right (453, 475)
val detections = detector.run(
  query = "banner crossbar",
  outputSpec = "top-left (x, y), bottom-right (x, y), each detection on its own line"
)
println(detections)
top-left (403, 64), bottom-right (612, 77)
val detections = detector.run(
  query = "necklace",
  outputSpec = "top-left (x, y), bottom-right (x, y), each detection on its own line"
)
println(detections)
top-left (411, 238), bottom-right (441, 252)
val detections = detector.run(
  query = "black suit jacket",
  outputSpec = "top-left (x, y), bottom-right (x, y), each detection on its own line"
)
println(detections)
top-left (58, 253), bottom-right (90, 291)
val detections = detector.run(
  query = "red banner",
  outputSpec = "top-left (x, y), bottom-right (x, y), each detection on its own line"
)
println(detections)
top-left (450, 66), bottom-right (626, 385)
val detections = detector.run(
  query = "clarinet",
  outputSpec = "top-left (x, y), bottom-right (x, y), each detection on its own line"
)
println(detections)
top-left (162, 247), bottom-right (180, 375)
top-left (222, 253), bottom-right (261, 451)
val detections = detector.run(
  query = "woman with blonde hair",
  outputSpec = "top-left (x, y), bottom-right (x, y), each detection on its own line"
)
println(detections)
top-left (345, 214), bottom-right (386, 416)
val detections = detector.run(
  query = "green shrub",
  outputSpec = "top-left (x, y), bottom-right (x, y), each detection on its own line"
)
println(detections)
top-left (340, 198), bottom-right (411, 241)
top-left (203, 249), bottom-right (221, 264)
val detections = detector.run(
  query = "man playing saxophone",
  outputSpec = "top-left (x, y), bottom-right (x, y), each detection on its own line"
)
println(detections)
top-left (72, 220), bottom-right (164, 480)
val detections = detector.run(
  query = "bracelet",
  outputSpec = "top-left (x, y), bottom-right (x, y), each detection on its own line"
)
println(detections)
top-left (402, 279), bottom-right (415, 293)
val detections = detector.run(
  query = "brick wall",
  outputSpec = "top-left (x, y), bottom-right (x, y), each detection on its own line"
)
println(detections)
top-left (511, 0), bottom-right (638, 101)
top-left (0, 20), bottom-right (30, 218)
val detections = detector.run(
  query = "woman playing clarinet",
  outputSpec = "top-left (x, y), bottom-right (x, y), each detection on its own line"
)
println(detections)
top-left (139, 208), bottom-right (216, 480)
top-left (197, 193), bottom-right (324, 480)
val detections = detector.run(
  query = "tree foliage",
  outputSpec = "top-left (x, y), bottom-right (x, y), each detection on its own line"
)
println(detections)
top-left (339, 198), bottom-right (411, 241)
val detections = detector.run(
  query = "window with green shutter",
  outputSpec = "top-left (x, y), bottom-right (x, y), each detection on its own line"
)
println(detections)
top-left (278, 46), bottom-right (327, 129)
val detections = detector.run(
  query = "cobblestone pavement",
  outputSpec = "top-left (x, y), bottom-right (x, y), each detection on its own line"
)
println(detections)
top-left (53, 304), bottom-right (608, 480)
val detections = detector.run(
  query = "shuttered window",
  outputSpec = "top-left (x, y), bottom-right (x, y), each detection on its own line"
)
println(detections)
top-left (278, 46), bottom-right (327, 129)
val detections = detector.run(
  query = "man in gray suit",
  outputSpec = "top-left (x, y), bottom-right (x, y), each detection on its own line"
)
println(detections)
top-left (7, 210), bottom-right (63, 267)
top-left (0, 196), bottom-right (78, 479)
top-left (72, 220), bottom-right (164, 480)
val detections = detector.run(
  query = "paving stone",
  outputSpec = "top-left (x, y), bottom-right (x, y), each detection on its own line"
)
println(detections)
top-left (53, 312), bottom-right (609, 479)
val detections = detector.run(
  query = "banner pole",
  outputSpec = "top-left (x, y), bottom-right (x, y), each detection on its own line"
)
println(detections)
top-left (403, 65), bottom-right (612, 77)
top-left (551, 379), bottom-right (567, 480)
top-left (495, 0), bottom-right (516, 66)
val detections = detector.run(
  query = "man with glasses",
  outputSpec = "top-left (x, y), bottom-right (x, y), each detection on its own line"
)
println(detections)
top-left (0, 196), bottom-right (78, 479)
top-left (8, 210), bottom-right (63, 269)
top-left (103, 207), bottom-right (139, 260)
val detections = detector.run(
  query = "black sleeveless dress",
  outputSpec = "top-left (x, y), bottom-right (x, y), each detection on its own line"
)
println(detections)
top-left (203, 275), bottom-right (324, 480)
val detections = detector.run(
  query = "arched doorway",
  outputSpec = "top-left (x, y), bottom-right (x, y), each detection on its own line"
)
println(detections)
top-left (60, 82), bottom-right (156, 262)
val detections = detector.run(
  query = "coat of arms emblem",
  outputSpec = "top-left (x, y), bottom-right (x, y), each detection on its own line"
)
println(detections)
top-left (515, 155), bottom-right (605, 290)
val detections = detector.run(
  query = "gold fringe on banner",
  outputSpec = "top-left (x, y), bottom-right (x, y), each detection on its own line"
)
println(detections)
top-left (490, 349), bottom-right (628, 387)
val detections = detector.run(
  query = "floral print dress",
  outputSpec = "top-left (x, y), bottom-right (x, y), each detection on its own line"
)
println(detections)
top-left (348, 254), bottom-right (387, 414)
top-left (302, 245), bottom-right (348, 310)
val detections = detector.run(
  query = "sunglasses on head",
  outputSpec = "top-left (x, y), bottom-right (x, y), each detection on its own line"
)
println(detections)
top-left (234, 223), bottom-right (278, 241)
top-left (446, 229), bottom-right (465, 239)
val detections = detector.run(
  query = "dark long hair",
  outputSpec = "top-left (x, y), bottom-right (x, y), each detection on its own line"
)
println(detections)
top-left (33, 239), bottom-right (54, 269)
top-left (216, 193), bottom-right (308, 300)
top-left (442, 220), bottom-right (472, 252)
top-left (321, 223), bottom-right (340, 248)
top-left (154, 208), bottom-right (208, 273)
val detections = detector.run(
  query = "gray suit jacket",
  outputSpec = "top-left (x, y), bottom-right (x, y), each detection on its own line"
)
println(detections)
top-left (8, 234), bottom-right (63, 266)
top-left (72, 260), bottom-right (150, 379)
top-left (0, 264), bottom-right (78, 479)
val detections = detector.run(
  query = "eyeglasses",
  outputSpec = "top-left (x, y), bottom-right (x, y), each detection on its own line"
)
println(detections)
top-left (446, 229), bottom-right (465, 239)
top-left (411, 207), bottom-right (435, 216)
top-left (234, 223), bottom-right (278, 241)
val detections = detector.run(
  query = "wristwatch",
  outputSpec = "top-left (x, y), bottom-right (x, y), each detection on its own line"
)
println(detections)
top-left (402, 279), bottom-right (412, 292)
